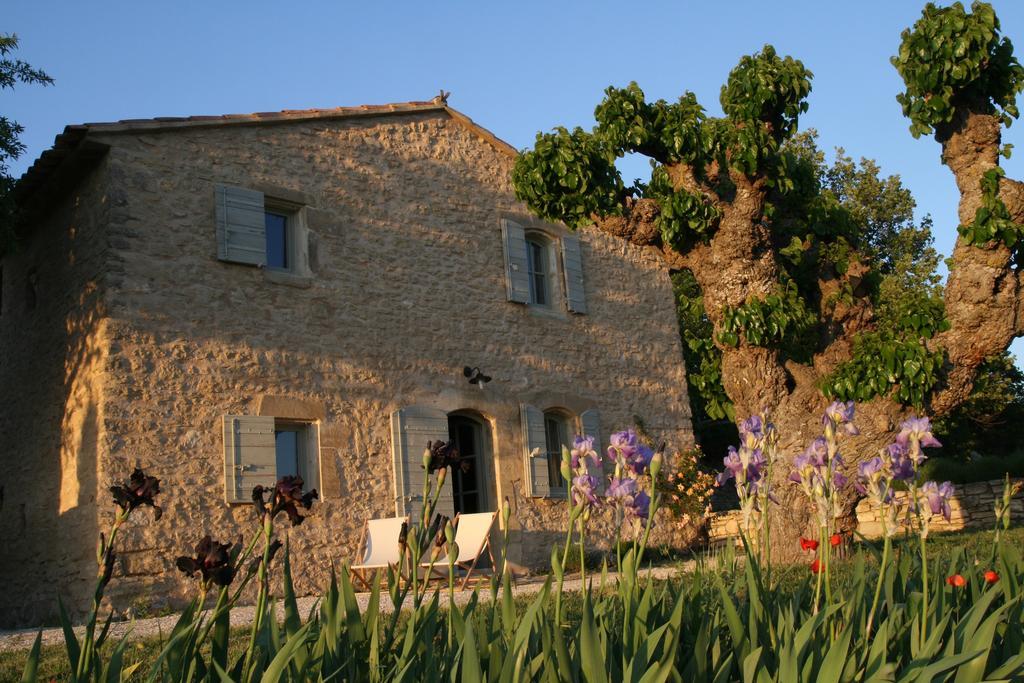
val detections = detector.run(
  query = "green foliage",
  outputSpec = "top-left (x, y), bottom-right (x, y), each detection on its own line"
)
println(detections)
top-left (917, 451), bottom-right (1024, 483)
top-left (822, 331), bottom-right (945, 407)
top-left (894, 1), bottom-right (1024, 138)
top-left (717, 279), bottom-right (817, 356)
top-left (594, 83), bottom-right (709, 166)
top-left (673, 271), bottom-right (734, 422)
top-left (720, 45), bottom-right (812, 140)
top-left (0, 33), bottom-right (52, 255)
top-left (958, 167), bottom-right (1024, 257)
top-left (936, 352), bottom-right (1024, 458)
top-left (649, 166), bottom-right (721, 249)
top-left (511, 126), bottom-right (624, 229)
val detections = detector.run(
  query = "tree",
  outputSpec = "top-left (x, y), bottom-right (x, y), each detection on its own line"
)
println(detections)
top-left (0, 33), bottom-right (52, 253)
top-left (510, 1), bottom-right (1024, 557)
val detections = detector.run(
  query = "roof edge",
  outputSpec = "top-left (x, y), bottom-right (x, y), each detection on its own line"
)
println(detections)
top-left (14, 100), bottom-right (520, 210)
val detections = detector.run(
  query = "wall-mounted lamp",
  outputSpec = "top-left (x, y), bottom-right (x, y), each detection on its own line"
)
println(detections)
top-left (463, 366), bottom-right (492, 389)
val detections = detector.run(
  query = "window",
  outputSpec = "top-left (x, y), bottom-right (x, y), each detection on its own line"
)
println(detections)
top-left (544, 411), bottom-right (572, 493)
top-left (215, 184), bottom-right (309, 277)
top-left (265, 211), bottom-right (290, 270)
top-left (448, 414), bottom-right (491, 514)
top-left (223, 415), bottom-right (320, 503)
top-left (502, 219), bottom-right (587, 313)
top-left (526, 237), bottom-right (549, 306)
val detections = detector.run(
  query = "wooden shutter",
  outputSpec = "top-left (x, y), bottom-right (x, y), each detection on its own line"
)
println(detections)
top-left (561, 234), bottom-right (587, 314)
top-left (501, 219), bottom-right (530, 304)
top-left (579, 408), bottom-right (604, 489)
top-left (223, 415), bottom-right (277, 503)
top-left (520, 404), bottom-right (551, 497)
top-left (215, 184), bottom-right (267, 266)
top-left (391, 406), bottom-right (455, 522)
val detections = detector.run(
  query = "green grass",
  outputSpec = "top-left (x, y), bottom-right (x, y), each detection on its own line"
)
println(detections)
top-left (3, 525), bottom-right (1020, 682)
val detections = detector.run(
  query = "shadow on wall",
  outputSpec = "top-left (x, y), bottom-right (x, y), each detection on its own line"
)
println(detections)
top-left (0, 171), bottom-right (108, 628)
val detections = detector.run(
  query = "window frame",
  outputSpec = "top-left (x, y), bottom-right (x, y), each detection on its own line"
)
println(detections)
top-left (543, 409), bottom-right (575, 497)
top-left (524, 231), bottom-right (559, 309)
top-left (263, 197), bottom-right (306, 277)
top-left (273, 418), bottom-right (321, 493)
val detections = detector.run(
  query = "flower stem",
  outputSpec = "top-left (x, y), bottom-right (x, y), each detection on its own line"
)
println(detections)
top-left (865, 534), bottom-right (890, 640)
top-left (919, 530), bottom-right (929, 640)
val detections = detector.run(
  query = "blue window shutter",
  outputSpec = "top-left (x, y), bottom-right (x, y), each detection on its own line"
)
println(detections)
top-left (215, 184), bottom-right (267, 266)
top-left (391, 406), bottom-right (455, 522)
top-left (520, 404), bottom-right (551, 497)
top-left (561, 234), bottom-right (587, 314)
top-left (223, 415), bottom-right (277, 503)
top-left (501, 219), bottom-right (530, 304)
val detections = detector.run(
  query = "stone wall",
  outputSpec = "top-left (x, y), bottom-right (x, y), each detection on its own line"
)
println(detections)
top-left (0, 159), bottom-right (112, 626)
top-left (855, 478), bottom-right (1024, 539)
top-left (706, 478), bottom-right (1024, 545)
top-left (1, 109), bottom-right (694, 626)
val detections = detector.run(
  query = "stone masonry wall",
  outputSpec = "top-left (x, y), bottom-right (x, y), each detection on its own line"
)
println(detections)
top-left (12, 110), bottom-right (696, 623)
top-left (855, 477), bottom-right (1024, 539)
top-left (706, 477), bottom-right (1024, 546)
top-left (0, 160), bottom-right (112, 626)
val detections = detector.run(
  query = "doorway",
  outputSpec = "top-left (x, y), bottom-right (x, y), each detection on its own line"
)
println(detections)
top-left (447, 413), bottom-right (492, 514)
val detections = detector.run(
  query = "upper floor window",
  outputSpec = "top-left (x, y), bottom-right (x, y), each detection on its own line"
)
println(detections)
top-left (501, 218), bottom-right (588, 314)
top-left (264, 211), bottom-right (290, 271)
top-left (526, 235), bottom-right (551, 307)
top-left (215, 184), bottom-right (309, 278)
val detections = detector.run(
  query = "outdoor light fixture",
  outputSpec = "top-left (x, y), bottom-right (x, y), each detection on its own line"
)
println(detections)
top-left (463, 366), bottom-right (491, 388)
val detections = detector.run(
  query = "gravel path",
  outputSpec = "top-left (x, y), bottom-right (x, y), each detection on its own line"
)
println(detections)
top-left (0, 565), bottom-right (686, 653)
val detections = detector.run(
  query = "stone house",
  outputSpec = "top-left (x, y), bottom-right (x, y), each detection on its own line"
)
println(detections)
top-left (0, 98), bottom-right (693, 627)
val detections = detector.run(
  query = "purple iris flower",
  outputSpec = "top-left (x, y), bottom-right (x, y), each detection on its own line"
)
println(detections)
top-left (606, 477), bottom-right (637, 500)
top-left (833, 471), bottom-right (849, 489)
top-left (896, 416), bottom-right (942, 456)
top-left (717, 447), bottom-right (742, 486)
top-left (572, 474), bottom-right (601, 507)
top-left (627, 490), bottom-right (651, 520)
top-left (921, 480), bottom-right (954, 521)
top-left (823, 401), bottom-right (860, 435)
top-left (628, 444), bottom-right (655, 475)
top-left (883, 442), bottom-right (917, 481)
top-left (608, 429), bottom-right (640, 465)
top-left (855, 456), bottom-right (885, 495)
top-left (570, 435), bottom-right (599, 470)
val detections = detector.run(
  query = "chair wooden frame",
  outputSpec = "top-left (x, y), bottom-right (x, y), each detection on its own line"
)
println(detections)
top-left (421, 510), bottom-right (498, 590)
top-left (349, 515), bottom-right (409, 591)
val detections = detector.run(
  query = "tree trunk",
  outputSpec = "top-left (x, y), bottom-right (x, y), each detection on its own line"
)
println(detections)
top-left (588, 108), bottom-right (1024, 562)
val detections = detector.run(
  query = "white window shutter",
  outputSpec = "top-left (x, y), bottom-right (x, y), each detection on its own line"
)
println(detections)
top-left (215, 184), bottom-right (267, 266)
top-left (561, 234), bottom-right (587, 314)
top-left (223, 415), bottom-right (277, 503)
top-left (391, 406), bottom-right (455, 523)
top-left (501, 219), bottom-right (530, 304)
top-left (520, 404), bottom-right (551, 497)
top-left (579, 408), bottom-right (604, 488)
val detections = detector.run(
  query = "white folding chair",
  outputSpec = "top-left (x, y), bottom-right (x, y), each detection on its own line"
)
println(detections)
top-left (349, 516), bottom-right (408, 590)
top-left (422, 511), bottom-right (498, 590)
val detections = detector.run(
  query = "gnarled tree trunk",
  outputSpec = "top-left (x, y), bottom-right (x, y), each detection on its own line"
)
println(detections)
top-left (586, 108), bottom-right (1024, 561)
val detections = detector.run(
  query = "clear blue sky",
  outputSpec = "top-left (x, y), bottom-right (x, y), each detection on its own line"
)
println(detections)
top-left (6, 0), bottom-right (1024, 361)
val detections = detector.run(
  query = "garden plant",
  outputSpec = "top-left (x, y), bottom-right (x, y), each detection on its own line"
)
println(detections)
top-left (16, 402), bottom-right (1024, 682)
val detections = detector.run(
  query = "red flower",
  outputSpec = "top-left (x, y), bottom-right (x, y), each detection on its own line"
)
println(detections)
top-left (830, 534), bottom-right (841, 547)
top-left (800, 537), bottom-right (819, 551)
top-left (946, 574), bottom-right (966, 588)
top-left (810, 559), bottom-right (822, 574)
top-left (984, 570), bottom-right (1000, 584)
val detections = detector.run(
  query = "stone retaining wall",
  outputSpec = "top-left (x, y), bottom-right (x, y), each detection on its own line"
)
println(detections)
top-left (706, 477), bottom-right (1024, 544)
